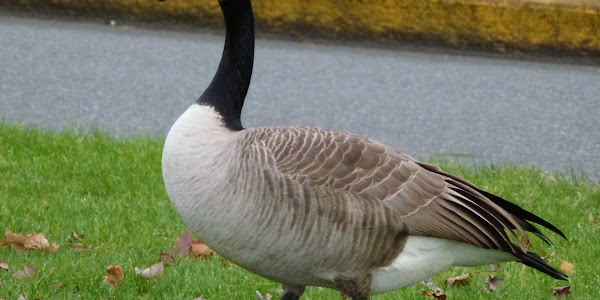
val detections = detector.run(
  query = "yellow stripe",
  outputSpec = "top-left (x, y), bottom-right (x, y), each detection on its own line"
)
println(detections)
top-left (9, 0), bottom-right (600, 53)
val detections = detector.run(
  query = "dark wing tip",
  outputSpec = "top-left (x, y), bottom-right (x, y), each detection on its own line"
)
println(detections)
top-left (416, 161), bottom-right (567, 240)
top-left (517, 251), bottom-right (569, 281)
top-left (477, 189), bottom-right (568, 241)
top-left (416, 162), bottom-right (568, 281)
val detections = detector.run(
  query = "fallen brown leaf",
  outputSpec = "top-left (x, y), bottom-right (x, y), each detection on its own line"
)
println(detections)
top-left (135, 262), bottom-right (164, 279)
top-left (589, 213), bottom-right (596, 224)
top-left (103, 265), bottom-right (124, 288)
top-left (446, 273), bottom-right (470, 287)
top-left (190, 240), bottom-right (214, 259)
top-left (553, 285), bottom-right (573, 297)
top-left (0, 261), bottom-right (8, 271)
top-left (486, 276), bottom-right (504, 291)
top-left (175, 229), bottom-right (193, 256)
top-left (13, 264), bottom-right (37, 278)
top-left (560, 261), bottom-right (575, 275)
top-left (421, 290), bottom-right (447, 300)
top-left (340, 292), bottom-right (350, 299)
top-left (159, 250), bottom-right (176, 265)
top-left (1, 230), bottom-right (60, 253)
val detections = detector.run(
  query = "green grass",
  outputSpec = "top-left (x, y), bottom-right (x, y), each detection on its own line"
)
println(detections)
top-left (0, 122), bottom-right (598, 299)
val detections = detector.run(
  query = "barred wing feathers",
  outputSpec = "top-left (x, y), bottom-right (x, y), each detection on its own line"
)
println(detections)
top-left (243, 126), bottom-right (566, 280)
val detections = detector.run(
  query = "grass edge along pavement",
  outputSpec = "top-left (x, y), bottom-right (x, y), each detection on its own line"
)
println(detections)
top-left (1, 123), bottom-right (599, 299)
top-left (4, 0), bottom-right (600, 55)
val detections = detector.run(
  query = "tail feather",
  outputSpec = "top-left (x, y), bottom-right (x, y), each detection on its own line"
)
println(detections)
top-left (477, 189), bottom-right (567, 240)
top-left (417, 162), bottom-right (567, 240)
top-left (416, 161), bottom-right (568, 280)
top-left (517, 251), bottom-right (568, 280)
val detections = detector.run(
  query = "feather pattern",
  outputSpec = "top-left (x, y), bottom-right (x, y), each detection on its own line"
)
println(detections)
top-left (164, 105), bottom-right (566, 300)
top-left (238, 125), bottom-right (565, 278)
top-left (248, 126), bottom-right (512, 244)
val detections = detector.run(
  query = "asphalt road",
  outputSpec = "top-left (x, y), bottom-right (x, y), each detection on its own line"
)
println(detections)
top-left (1, 14), bottom-right (599, 179)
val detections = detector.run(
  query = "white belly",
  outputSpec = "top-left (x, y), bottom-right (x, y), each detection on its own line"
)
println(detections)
top-left (370, 236), bottom-right (515, 295)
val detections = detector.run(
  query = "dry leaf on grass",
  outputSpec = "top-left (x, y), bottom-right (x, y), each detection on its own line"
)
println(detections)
top-left (421, 290), bottom-right (447, 300)
top-left (486, 276), bottom-right (504, 291)
top-left (446, 273), bottom-right (470, 287)
top-left (589, 213), bottom-right (596, 224)
top-left (560, 261), bottom-right (575, 275)
top-left (13, 264), bottom-right (37, 278)
top-left (340, 292), bottom-right (350, 299)
top-left (553, 285), bottom-right (573, 297)
top-left (190, 240), bottom-right (214, 258)
top-left (135, 262), bottom-right (164, 279)
top-left (173, 229), bottom-right (215, 259)
top-left (159, 250), bottom-right (176, 265)
top-left (1, 230), bottom-right (59, 253)
top-left (103, 265), bottom-right (124, 288)
top-left (0, 261), bottom-right (8, 271)
top-left (175, 229), bottom-right (193, 256)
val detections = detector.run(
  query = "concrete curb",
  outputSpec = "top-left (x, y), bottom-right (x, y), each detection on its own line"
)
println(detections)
top-left (5, 0), bottom-right (600, 55)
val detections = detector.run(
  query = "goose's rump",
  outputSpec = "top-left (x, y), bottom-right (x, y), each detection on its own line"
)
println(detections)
top-left (370, 236), bottom-right (514, 294)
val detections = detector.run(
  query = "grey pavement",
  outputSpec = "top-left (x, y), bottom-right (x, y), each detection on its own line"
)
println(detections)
top-left (1, 14), bottom-right (599, 179)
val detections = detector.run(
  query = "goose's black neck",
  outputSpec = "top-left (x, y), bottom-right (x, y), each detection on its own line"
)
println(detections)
top-left (198, 0), bottom-right (254, 131)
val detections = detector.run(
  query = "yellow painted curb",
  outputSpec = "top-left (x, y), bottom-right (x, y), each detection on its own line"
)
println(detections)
top-left (6, 0), bottom-right (600, 54)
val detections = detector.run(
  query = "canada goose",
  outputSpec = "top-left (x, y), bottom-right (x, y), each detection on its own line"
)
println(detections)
top-left (161, 0), bottom-right (567, 299)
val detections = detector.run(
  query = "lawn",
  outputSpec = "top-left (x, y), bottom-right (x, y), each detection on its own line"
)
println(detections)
top-left (0, 122), bottom-right (598, 299)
